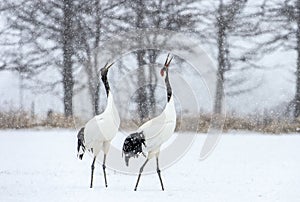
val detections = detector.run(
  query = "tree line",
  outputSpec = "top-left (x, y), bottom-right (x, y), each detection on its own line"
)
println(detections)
top-left (0, 0), bottom-right (298, 121)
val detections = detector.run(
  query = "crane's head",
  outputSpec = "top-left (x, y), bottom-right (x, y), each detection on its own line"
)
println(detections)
top-left (99, 62), bottom-right (114, 78)
top-left (122, 131), bottom-right (146, 167)
top-left (160, 53), bottom-right (173, 79)
top-left (77, 127), bottom-right (86, 160)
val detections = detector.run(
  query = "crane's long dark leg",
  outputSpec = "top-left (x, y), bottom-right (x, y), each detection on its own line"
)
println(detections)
top-left (156, 156), bottom-right (164, 191)
top-left (90, 156), bottom-right (96, 188)
top-left (102, 154), bottom-right (108, 187)
top-left (134, 159), bottom-right (149, 191)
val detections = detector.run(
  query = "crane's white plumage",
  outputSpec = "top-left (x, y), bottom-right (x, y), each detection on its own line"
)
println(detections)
top-left (122, 54), bottom-right (176, 191)
top-left (84, 93), bottom-right (120, 155)
top-left (137, 95), bottom-right (176, 158)
top-left (77, 62), bottom-right (119, 188)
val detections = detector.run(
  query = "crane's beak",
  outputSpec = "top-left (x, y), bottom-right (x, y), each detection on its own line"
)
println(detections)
top-left (105, 62), bottom-right (114, 70)
top-left (164, 53), bottom-right (173, 68)
top-left (98, 62), bottom-right (114, 76)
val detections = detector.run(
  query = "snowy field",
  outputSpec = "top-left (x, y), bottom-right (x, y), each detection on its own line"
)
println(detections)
top-left (0, 130), bottom-right (299, 202)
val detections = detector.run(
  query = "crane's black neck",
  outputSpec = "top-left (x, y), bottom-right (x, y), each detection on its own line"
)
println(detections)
top-left (165, 71), bottom-right (172, 102)
top-left (101, 74), bottom-right (110, 97)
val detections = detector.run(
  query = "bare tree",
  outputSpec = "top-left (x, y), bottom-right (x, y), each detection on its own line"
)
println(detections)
top-left (112, 0), bottom-right (200, 122)
top-left (72, 0), bottom-right (127, 116)
top-left (195, 0), bottom-right (265, 115)
top-left (0, 0), bottom-right (80, 117)
top-left (257, 0), bottom-right (300, 118)
top-left (214, 0), bottom-right (248, 114)
top-left (62, 0), bottom-right (75, 117)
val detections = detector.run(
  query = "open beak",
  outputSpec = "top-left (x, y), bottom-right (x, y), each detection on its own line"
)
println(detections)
top-left (164, 53), bottom-right (173, 68)
top-left (97, 62), bottom-right (114, 75)
top-left (105, 62), bottom-right (114, 70)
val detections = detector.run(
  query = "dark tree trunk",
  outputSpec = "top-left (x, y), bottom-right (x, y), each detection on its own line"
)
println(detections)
top-left (62, 0), bottom-right (74, 117)
top-left (135, 0), bottom-right (149, 122)
top-left (93, 0), bottom-right (102, 116)
top-left (136, 50), bottom-right (149, 122)
top-left (214, 74), bottom-right (224, 115)
top-left (94, 82), bottom-right (100, 115)
top-left (214, 0), bottom-right (226, 115)
top-left (295, 0), bottom-right (300, 118)
top-left (148, 50), bottom-right (158, 116)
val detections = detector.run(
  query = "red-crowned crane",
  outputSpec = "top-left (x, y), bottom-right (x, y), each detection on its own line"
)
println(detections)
top-left (122, 54), bottom-right (176, 191)
top-left (77, 62), bottom-right (120, 188)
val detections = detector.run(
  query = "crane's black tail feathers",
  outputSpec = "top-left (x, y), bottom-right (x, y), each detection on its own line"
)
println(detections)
top-left (122, 131), bottom-right (146, 166)
top-left (77, 127), bottom-right (86, 160)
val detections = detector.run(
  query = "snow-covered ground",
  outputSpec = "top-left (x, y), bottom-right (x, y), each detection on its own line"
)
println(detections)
top-left (0, 130), bottom-right (299, 202)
